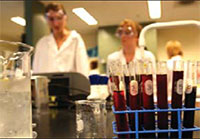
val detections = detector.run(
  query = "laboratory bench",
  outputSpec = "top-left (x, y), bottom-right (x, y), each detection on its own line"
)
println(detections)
top-left (32, 106), bottom-right (115, 138)
top-left (32, 102), bottom-right (200, 138)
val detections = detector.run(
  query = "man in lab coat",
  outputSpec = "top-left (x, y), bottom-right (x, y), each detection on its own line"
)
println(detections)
top-left (33, 3), bottom-right (89, 77)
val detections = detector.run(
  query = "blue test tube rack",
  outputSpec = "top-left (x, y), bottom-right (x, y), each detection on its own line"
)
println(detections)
top-left (112, 104), bottom-right (200, 139)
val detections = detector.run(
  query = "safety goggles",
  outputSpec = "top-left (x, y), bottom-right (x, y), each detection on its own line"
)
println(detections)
top-left (45, 10), bottom-right (66, 22)
top-left (46, 15), bottom-right (65, 22)
top-left (115, 26), bottom-right (135, 38)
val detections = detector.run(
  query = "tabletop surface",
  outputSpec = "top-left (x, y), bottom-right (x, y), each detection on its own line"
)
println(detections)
top-left (32, 107), bottom-right (115, 138)
top-left (33, 103), bottom-right (200, 138)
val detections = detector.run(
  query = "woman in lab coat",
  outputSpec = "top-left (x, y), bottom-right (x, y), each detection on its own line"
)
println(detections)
top-left (166, 40), bottom-right (183, 71)
top-left (165, 40), bottom-right (184, 97)
top-left (107, 19), bottom-right (156, 71)
top-left (33, 3), bottom-right (89, 77)
top-left (107, 19), bottom-right (156, 101)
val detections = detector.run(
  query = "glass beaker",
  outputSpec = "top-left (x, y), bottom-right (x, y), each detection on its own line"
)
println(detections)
top-left (75, 100), bottom-right (107, 138)
top-left (0, 40), bottom-right (33, 138)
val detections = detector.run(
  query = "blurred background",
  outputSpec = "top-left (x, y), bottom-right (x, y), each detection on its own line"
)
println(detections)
top-left (0, 1), bottom-right (200, 73)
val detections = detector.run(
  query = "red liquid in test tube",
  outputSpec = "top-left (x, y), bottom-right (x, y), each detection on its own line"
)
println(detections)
top-left (113, 90), bottom-right (129, 138)
top-left (111, 75), bottom-right (129, 138)
top-left (171, 71), bottom-right (184, 138)
top-left (182, 86), bottom-right (197, 138)
top-left (142, 74), bottom-right (155, 138)
top-left (129, 79), bottom-right (141, 138)
top-left (182, 61), bottom-right (197, 138)
top-left (156, 74), bottom-right (168, 138)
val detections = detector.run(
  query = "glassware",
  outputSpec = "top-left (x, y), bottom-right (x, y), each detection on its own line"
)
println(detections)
top-left (0, 40), bottom-right (33, 138)
top-left (170, 60), bottom-right (184, 138)
top-left (197, 61), bottom-right (200, 85)
top-left (123, 62), bottom-right (135, 107)
top-left (109, 61), bottom-right (129, 138)
top-left (135, 60), bottom-right (144, 134)
top-left (75, 100), bottom-right (107, 138)
top-left (156, 61), bottom-right (168, 138)
top-left (141, 61), bottom-right (155, 138)
top-left (182, 61), bottom-right (197, 138)
top-left (126, 61), bottom-right (140, 138)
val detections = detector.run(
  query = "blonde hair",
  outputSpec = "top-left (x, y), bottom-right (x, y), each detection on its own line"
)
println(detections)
top-left (165, 40), bottom-right (183, 59)
top-left (119, 19), bottom-right (142, 37)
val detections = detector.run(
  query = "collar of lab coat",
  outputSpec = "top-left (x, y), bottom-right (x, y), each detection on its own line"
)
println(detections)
top-left (47, 30), bottom-right (78, 55)
top-left (119, 46), bottom-right (142, 64)
top-left (170, 55), bottom-right (182, 61)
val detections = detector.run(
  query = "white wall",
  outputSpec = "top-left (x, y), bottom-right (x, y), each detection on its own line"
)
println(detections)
top-left (157, 25), bottom-right (200, 61)
top-left (145, 29), bottom-right (157, 59)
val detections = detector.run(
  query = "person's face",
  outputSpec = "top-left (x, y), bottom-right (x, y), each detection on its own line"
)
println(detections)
top-left (46, 10), bottom-right (67, 34)
top-left (116, 25), bottom-right (138, 48)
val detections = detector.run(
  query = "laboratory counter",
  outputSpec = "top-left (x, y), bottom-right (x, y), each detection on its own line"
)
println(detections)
top-left (33, 102), bottom-right (200, 138)
top-left (32, 107), bottom-right (115, 138)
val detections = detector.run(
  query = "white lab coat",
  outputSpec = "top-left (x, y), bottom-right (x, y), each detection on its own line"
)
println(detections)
top-left (107, 47), bottom-right (156, 72)
top-left (167, 55), bottom-right (182, 72)
top-left (33, 30), bottom-right (89, 77)
top-left (107, 47), bottom-right (156, 97)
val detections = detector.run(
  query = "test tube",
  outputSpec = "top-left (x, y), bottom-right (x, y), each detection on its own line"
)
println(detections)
top-left (156, 61), bottom-right (168, 138)
top-left (109, 61), bottom-right (129, 138)
top-left (123, 63), bottom-right (133, 107)
top-left (197, 61), bottom-right (200, 85)
top-left (182, 61), bottom-right (197, 138)
top-left (141, 61), bottom-right (155, 138)
top-left (170, 60), bottom-right (184, 138)
top-left (135, 60), bottom-right (144, 138)
top-left (125, 61), bottom-right (140, 138)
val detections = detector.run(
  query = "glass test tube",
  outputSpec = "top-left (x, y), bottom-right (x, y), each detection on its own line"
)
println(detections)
top-left (170, 60), bottom-right (184, 138)
top-left (156, 61), bottom-right (168, 138)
